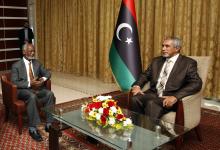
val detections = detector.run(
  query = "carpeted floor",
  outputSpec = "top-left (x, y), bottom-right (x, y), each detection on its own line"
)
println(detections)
top-left (0, 97), bottom-right (220, 150)
top-left (181, 109), bottom-right (220, 150)
top-left (1, 108), bottom-right (220, 150)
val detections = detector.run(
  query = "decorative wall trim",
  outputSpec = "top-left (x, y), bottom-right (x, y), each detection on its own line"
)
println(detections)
top-left (0, 17), bottom-right (27, 19)
top-left (0, 6), bottom-right (27, 9)
top-left (0, 27), bottom-right (22, 30)
top-left (0, 38), bottom-right (19, 41)
top-left (0, 58), bottom-right (20, 62)
top-left (0, 48), bottom-right (19, 51)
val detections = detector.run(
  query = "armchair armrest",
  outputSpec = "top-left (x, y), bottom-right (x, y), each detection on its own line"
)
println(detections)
top-left (45, 79), bottom-right (51, 90)
top-left (180, 92), bottom-right (203, 128)
top-left (1, 76), bottom-right (18, 106)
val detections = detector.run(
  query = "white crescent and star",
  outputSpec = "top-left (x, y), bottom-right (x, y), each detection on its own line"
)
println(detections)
top-left (116, 23), bottom-right (133, 45)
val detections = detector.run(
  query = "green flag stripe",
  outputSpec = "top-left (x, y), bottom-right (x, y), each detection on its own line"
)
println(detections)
top-left (109, 43), bottom-right (135, 91)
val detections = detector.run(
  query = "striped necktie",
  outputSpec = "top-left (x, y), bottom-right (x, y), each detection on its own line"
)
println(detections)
top-left (157, 59), bottom-right (172, 96)
top-left (29, 61), bottom-right (34, 80)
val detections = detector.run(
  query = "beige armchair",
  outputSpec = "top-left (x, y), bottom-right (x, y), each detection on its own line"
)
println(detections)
top-left (160, 56), bottom-right (211, 144)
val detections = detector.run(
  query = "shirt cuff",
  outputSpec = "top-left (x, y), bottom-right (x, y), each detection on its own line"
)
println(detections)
top-left (42, 77), bottom-right (47, 81)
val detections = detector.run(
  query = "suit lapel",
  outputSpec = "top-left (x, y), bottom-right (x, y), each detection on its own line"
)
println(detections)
top-left (166, 54), bottom-right (183, 85)
top-left (21, 60), bottom-right (28, 79)
top-left (157, 57), bottom-right (166, 77)
top-left (154, 57), bottom-right (166, 83)
top-left (32, 60), bottom-right (37, 77)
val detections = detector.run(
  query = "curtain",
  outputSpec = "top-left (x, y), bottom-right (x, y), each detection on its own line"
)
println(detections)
top-left (36, 0), bottom-right (220, 99)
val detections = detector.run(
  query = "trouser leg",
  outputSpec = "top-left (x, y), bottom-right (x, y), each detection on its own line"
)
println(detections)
top-left (130, 90), bottom-right (170, 119)
top-left (17, 89), bottom-right (41, 127)
top-left (37, 89), bottom-right (55, 123)
top-left (142, 91), bottom-right (167, 119)
top-left (130, 94), bottom-right (145, 114)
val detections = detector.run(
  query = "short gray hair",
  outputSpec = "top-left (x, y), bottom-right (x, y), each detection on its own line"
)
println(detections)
top-left (165, 36), bottom-right (182, 49)
top-left (22, 43), bottom-right (30, 51)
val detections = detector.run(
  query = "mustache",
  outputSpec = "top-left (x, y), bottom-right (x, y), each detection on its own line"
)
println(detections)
top-left (27, 56), bottom-right (35, 60)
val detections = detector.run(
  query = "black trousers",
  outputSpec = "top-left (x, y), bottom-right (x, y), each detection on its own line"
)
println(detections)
top-left (130, 90), bottom-right (177, 120)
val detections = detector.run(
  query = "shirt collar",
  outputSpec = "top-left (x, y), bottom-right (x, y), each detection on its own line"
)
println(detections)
top-left (23, 57), bottom-right (32, 64)
top-left (166, 53), bottom-right (179, 63)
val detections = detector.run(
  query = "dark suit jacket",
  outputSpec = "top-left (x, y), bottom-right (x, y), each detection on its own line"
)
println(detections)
top-left (133, 54), bottom-right (202, 100)
top-left (11, 59), bottom-right (50, 89)
top-left (18, 27), bottom-right (34, 49)
top-left (18, 27), bottom-right (34, 43)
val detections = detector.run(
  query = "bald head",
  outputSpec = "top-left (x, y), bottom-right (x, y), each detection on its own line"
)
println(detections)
top-left (22, 43), bottom-right (35, 60)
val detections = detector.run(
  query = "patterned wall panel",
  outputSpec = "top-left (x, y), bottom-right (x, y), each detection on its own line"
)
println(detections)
top-left (0, 0), bottom-right (28, 71)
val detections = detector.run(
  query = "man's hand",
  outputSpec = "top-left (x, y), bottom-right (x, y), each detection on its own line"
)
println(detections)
top-left (31, 78), bottom-right (44, 89)
top-left (131, 85), bottom-right (144, 96)
top-left (162, 96), bottom-right (177, 108)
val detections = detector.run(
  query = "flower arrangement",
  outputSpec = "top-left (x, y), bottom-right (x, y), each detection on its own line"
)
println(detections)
top-left (81, 95), bottom-right (133, 130)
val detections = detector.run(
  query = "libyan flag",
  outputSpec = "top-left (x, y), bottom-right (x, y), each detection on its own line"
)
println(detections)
top-left (109, 0), bottom-right (142, 92)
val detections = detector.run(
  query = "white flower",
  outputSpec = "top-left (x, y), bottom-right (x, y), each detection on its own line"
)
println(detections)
top-left (89, 111), bottom-right (95, 117)
top-left (108, 117), bottom-right (116, 125)
top-left (96, 113), bottom-right (101, 120)
top-left (98, 108), bottom-right (103, 114)
top-left (92, 108), bottom-right (96, 111)
top-left (123, 118), bottom-right (132, 126)
top-left (96, 95), bottom-right (112, 101)
top-left (110, 106), bottom-right (117, 113)
top-left (81, 105), bottom-right (86, 111)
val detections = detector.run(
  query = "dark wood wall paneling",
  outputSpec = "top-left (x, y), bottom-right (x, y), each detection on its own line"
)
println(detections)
top-left (0, 8), bottom-right (27, 17)
top-left (0, 0), bottom-right (27, 71)
top-left (0, 30), bottom-right (19, 38)
top-left (0, 40), bottom-right (19, 49)
top-left (0, 19), bottom-right (26, 27)
top-left (0, 1), bottom-right (27, 7)
top-left (0, 50), bottom-right (21, 59)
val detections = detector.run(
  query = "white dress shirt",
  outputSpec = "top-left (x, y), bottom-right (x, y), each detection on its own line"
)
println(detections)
top-left (156, 54), bottom-right (179, 97)
top-left (23, 57), bottom-right (35, 87)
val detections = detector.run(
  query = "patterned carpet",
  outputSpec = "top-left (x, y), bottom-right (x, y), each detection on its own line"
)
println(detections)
top-left (0, 96), bottom-right (220, 150)
top-left (0, 118), bottom-right (111, 150)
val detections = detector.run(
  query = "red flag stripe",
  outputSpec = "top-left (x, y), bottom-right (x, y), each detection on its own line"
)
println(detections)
top-left (123, 0), bottom-right (137, 24)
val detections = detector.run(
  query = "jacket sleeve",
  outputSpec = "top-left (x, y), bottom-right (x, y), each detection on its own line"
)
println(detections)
top-left (11, 63), bottom-right (29, 89)
top-left (173, 60), bottom-right (202, 100)
top-left (37, 61), bottom-right (51, 79)
top-left (132, 63), bottom-right (152, 88)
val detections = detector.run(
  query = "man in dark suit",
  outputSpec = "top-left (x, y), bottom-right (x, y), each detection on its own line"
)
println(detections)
top-left (130, 37), bottom-right (202, 120)
top-left (18, 21), bottom-right (34, 51)
top-left (11, 43), bottom-right (55, 142)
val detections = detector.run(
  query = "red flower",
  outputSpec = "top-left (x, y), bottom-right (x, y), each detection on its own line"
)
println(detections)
top-left (101, 115), bottom-right (107, 125)
top-left (103, 108), bottom-right (109, 116)
top-left (116, 114), bottom-right (124, 120)
top-left (84, 108), bottom-right (90, 113)
top-left (108, 101), bottom-right (115, 107)
top-left (88, 102), bottom-right (102, 109)
top-left (93, 102), bottom-right (102, 109)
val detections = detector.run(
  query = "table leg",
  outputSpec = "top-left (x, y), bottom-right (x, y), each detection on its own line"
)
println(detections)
top-left (49, 125), bottom-right (62, 150)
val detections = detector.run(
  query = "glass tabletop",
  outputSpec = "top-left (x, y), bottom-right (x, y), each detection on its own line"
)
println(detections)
top-left (44, 104), bottom-right (188, 150)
